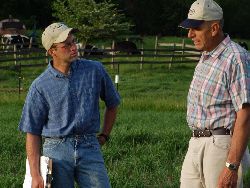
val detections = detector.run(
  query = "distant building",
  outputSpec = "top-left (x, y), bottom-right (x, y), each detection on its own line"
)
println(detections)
top-left (0, 15), bottom-right (26, 35)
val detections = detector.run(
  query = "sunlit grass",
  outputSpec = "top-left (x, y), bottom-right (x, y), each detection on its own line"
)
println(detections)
top-left (0, 37), bottom-right (249, 186)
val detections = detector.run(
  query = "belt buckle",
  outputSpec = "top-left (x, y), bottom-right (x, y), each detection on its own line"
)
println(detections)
top-left (201, 129), bottom-right (212, 137)
top-left (193, 129), bottom-right (212, 137)
top-left (198, 130), bottom-right (205, 137)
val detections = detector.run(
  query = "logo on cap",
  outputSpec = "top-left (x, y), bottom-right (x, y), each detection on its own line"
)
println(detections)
top-left (189, 9), bottom-right (196, 16)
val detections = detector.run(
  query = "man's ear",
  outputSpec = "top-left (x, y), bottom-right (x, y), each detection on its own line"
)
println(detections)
top-left (48, 48), bottom-right (55, 57)
top-left (211, 22), bottom-right (220, 37)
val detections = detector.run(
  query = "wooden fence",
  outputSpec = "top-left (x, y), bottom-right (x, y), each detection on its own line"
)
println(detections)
top-left (0, 42), bottom-right (201, 68)
top-left (0, 42), bottom-right (201, 94)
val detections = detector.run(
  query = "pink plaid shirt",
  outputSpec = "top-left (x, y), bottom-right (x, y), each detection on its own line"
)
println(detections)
top-left (187, 35), bottom-right (250, 130)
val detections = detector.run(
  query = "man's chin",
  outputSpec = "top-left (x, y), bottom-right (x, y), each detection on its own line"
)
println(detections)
top-left (194, 44), bottom-right (203, 51)
top-left (69, 56), bottom-right (78, 62)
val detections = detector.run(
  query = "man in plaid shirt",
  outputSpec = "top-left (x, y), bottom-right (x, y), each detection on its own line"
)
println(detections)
top-left (179, 0), bottom-right (250, 187)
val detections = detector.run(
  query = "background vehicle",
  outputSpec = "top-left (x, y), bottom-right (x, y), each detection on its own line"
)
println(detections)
top-left (0, 34), bottom-right (38, 50)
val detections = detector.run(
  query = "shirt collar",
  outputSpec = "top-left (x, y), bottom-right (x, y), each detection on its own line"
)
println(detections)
top-left (202, 34), bottom-right (230, 59)
top-left (48, 59), bottom-right (79, 78)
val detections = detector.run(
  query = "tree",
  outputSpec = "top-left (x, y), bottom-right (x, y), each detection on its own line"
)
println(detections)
top-left (217, 0), bottom-right (250, 38)
top-left (116, 0), bottom-right (189, 36)
top-left (0, 0), bottom-right (53, 29)
top-left (0, 0), bottom-right (249, 38)
top-left (52, 0), bottom-right (132, 45)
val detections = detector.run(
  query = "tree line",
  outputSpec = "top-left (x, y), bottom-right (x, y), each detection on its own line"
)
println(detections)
top-left (0, 0), bottom-right (249, 39)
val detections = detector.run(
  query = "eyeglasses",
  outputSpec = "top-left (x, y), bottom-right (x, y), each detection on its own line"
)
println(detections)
top-left (61, 38), bottom-right (77, 49)
top-left (52, 38), bottom-right (77, 49)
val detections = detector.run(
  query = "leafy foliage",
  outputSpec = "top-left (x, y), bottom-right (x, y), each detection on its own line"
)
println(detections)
top-left (52, 0), bottom-right (132, 44)
top-left (0, 0), bottom-right (53, 28)
top-left (118, 0), bottom-right (192, 35)
top-left (0, 35), bottom-right (250, 186)
top-left (0, 0), bottom-right (249, 38)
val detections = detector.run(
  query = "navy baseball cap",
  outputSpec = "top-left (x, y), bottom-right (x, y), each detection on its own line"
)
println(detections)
top-left (179, 0), bottom-right (223, 29)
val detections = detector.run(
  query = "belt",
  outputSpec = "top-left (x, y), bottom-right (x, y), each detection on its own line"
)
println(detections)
top-left (192, 128), bottom-right (231, 138)
top-left (44, 133), bottom-right (96, 139)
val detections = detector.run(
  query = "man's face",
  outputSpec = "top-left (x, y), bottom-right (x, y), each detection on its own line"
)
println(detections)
top-left (187, 21), bottom-right (214, 52)
top-left (51, 34), bottom-right (78, 63)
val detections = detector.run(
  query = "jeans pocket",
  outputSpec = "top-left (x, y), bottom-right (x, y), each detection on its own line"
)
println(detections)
top-left (86, 138), bottom-right (100, 151)
top-left (213, 135), bottom-right (231, 150)
top-left (43, 138), bottom-right (65, 150)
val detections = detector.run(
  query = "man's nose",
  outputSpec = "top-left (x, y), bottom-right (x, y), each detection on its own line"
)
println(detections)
top-left (71, 43), bottom-right (78, 50)
top-left (188, 29), bottom-right (195, 38)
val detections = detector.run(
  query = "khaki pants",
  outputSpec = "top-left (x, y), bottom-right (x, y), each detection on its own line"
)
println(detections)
top-left (180, 135), bottom-right (250, 188)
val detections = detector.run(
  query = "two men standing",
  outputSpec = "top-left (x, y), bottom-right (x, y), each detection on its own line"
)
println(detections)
top-left (18, 0), bottom-right (250, 187)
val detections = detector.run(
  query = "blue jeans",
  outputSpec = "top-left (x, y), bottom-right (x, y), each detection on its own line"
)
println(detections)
top-left (43, 134), bottom-right (111, 188)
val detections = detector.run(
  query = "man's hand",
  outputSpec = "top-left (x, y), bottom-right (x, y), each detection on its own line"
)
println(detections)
top-left (31, 175), bottom-right (44, 188)
top-left (98, 134), bottom-right (109, 146)
top-left (26, 133), bottom-right (43, 188)
top-left (218, 104), bottom-right (250, 187)
top-left (99, 106), bottom-right (117, 146)
top-left (217, 167), bottom-right (238, 188)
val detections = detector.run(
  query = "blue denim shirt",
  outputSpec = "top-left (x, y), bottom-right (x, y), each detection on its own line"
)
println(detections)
top-left (18, 59), bottom-right (120, 137)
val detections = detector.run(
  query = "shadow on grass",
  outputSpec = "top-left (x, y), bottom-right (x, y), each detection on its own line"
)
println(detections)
top-left (107, 130), bottom-right (190, 159)
top-left (244, 169), bottom-right (250, 187)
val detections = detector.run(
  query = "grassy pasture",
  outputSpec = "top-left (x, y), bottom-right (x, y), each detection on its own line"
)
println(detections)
top-left (0, 36), bottom-right (250, 187)
top-left (0, 62), bottom-right (193, 187)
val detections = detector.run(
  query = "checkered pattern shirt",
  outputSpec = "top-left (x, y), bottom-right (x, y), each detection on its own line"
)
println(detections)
top-left (187, 35), bottom-right (250, 130)
top-left (19, 59), bottom-right (120, 137)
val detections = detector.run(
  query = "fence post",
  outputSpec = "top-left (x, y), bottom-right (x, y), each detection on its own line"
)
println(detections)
top-left (140, 42), bottom-right (144, 70)
top-left (77, 43), bottom-right (81, 57)
top-left (181, 39), bottom-right (185, 62)
top-left (29, 37), bottom-right (33, 49)
top-left (169, 43), bottom-right (175, 69)
top-left (111, 40), bottom-right (115, 69)
top-left (14, 44), bottom-right (17, 65)
top-left (0, 38), bottom-right (3, 50)
top-left (115, 63), bottom-right (120, 91)
top-left (154, 35), bottom-right (158, 58)
top-left (18, 54), bottom-right (22, 96)
top-left (46, 51), bottom-right (50, 64)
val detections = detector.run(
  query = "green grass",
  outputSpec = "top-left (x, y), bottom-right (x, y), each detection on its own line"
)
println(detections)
top-left (0, 97), bottom-right (26, 187)
top-left (1, 62), bottom-right (250, 187)
top-left (104, 110), bottom-right (189, 187)
top-left (0, 62), bottom-right (193, 187)
top-left (0, 36), bottom-right (250, 187)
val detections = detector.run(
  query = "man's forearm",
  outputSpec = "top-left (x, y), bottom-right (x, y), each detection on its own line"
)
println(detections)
top-left (101, 106), bottom-right (118, 135)
top-left (217, 105), bottom-right (250, 187)
top-left (26, 133), bottom-right (42, 178)
top-left (227, 105), bottom-right (250, 165)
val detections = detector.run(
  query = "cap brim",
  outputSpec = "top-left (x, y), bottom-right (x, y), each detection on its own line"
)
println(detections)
top-left (54, 28), bottom-right (78, 44)
top-left (179, 19), bottom-right (204, 29)
top-left (71, 28), bottom-right (79, 33)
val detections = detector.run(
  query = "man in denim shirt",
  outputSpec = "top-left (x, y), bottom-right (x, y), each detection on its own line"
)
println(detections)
top-left (19, 22), bottom-right (120, 188)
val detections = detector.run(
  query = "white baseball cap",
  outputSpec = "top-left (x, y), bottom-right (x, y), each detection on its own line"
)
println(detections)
top-left (179, 0), bottom-right (223, 29)
top-left (41, 22), bottom-right (77, 50)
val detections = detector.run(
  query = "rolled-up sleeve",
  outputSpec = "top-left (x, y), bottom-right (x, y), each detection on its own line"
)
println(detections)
top-left (229, 54), bottom-right (250, 112)
top-left (99, 65), bottom-right (121, 108)
top-left (18, 84), bottom-right (48, 135)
